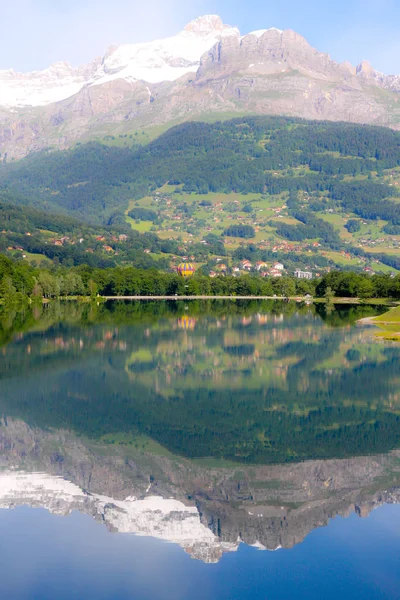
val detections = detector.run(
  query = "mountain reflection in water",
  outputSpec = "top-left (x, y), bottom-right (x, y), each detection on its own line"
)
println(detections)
top-left (0, 300), bottom-right (399, 568)
top-left (1, 418), bottom-right (400, 563)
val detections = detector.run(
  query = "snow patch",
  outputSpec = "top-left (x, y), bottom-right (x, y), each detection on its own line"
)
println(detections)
top-left (249, 28), bottom-right (283, 38)
top-left (251, 541), bottom-right (267, 550)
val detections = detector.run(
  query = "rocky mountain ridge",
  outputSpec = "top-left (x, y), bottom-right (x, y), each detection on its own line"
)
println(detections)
top-left (1, 15), bottom-right (400, 159)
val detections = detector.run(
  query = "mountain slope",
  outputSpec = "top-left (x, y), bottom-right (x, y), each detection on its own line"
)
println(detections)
top-left (1, 117), bottom-right (400, 272)
top-left (1, 16), bottom-right (400, 159)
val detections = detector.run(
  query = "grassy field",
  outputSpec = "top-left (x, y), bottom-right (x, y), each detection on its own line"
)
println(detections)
top-left (21, 251), bottom-right (52, 265)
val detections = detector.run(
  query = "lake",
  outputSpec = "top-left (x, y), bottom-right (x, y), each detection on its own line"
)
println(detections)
top-left (0, 300), bottom-right (399, 599)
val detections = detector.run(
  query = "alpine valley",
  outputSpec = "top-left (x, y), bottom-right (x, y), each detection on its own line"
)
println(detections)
top-left (2, 12), bottom-right (400, 599)
top-left (1, 15), bottom-right (400, 276)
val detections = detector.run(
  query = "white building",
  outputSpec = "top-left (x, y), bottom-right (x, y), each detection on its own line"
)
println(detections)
top-left (273, 262), bottom-right (284, 271)
top-left (294, 270), bottom-right (313, 280)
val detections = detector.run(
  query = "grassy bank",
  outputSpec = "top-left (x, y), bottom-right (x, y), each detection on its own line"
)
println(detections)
top-left (363, 305), bottom-right (400, 341)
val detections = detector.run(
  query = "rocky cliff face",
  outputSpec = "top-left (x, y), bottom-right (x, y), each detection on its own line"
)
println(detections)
top-left (1, 418), bottom-right (400, 563)
top-left (0, 16), bottom-right (400, 159)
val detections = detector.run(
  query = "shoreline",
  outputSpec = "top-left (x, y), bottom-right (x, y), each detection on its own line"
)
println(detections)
top-left (357, 306), bottom-right (400, 341)
top-left (357, 316), bottom-right (379, 325)
top-left (0, 296), bottom-right (394, 306)
top-left (98, 296), bottom-right (395, 303)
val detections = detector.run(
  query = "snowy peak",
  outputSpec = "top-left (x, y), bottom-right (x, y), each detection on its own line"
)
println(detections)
top-left (92, 15), bottom-right (240, 88)
top-left (0, 15), bottom-right (240, 108)
top-left (183, 14), bottom-right (237, 36)
top-left (0, 58), bottom-right (100, 107)
top-left (249, 28), bottom-right (284, 38)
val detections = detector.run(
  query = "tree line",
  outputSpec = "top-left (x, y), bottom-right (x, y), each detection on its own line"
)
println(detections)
top-left (1, 253), bottom-right (400, 304)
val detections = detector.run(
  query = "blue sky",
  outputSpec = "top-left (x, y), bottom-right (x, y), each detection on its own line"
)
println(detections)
top-left (1, 0), bottom-right (400, 74)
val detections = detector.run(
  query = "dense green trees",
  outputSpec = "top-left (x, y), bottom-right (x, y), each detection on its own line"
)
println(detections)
top-left (315, 271), bottom-right (400, 299)
top-left (128, 207), bottom-right (159, 222)
top-left (0, 198), bottom-right (184, 268)
top-left (2, 116), bottom-right (400, 276)
top-left (345, 219), bottom-right (361, 233)
top-left (223, 224), bottom-right (255, 239)
top-left (274, 210), bottom-right (341, 246)
top-left (0, 255), bottom-right (35, 304)
top-left (2, 250), bottom-right (399, 303)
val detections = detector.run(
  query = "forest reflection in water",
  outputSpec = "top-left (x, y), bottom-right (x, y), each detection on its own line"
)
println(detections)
top-left (0, 299), bottom-right (399, 464)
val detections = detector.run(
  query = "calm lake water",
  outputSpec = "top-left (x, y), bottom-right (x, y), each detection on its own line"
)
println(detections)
top-left (0, 300), bottom-right (399, 599)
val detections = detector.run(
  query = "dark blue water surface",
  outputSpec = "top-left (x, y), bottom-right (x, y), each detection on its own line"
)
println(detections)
top-left (0, 505), bottom-right (399, 600)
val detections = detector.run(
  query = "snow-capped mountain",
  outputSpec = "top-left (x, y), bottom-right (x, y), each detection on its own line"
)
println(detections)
top-left (1, 419), bottom-right (400, 564)
top-left (1, 467), bottom-right (399, 563)
top-left (0, 15), bottom-right (240, 108)
top-left (92, 15), bottom-right (240, 89)
top-left (1, 14), bottom-right (400, 159)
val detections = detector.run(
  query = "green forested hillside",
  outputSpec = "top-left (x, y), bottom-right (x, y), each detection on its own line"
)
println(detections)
top-left (2, 117), bottom-right (400, 220)
top-left (0, 197), bottom-right (180, 268)
top-left (1, 116), bottom-right (400, 272)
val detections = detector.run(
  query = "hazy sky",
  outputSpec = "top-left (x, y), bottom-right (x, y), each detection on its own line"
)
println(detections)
top-left (1, 0), bottom-right (399, 74)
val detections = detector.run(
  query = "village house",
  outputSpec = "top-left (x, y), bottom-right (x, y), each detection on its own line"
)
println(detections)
top-left (294, 269), bottom-right (313, 280)
top-left (241, 260), bottom-right (252, 271)
top-left (269, 268), bottom-right (283, 278)
top-left (256, 261), bottom-right (268, 271)
top-left (273, 262), bottom-right (285, 271)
